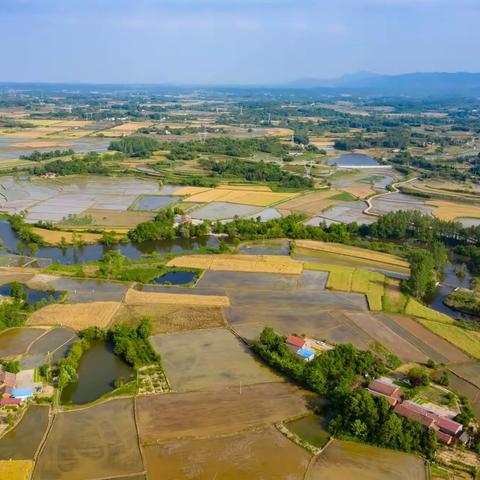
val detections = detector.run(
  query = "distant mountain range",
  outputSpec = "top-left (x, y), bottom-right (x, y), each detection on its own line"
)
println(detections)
top-left (288, 71), bottom-right (480, 95)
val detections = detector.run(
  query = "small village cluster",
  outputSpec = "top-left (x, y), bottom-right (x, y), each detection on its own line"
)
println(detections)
top-left (0, 365), bottom-right (38, 407)
top-left (367, 378), bottom-right (466, 446)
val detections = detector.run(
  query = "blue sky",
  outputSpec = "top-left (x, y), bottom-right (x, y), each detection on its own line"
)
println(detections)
top-left (1, 0), bottom-right (479, 84)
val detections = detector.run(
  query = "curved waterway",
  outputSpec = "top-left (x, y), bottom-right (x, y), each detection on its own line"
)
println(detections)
top-left (0, 220), bottom-right (219, 265)
top-left (61, 340), bottom-right (132, 405)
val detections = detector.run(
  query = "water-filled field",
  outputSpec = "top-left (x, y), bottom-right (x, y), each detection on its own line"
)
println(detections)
top-left (34, 398), bottom-right (143, 480)
top-left (136, 382), bottom-right (313, 443)
top-left (133, 195), bottom-right (182, 211)
top-left (306, 440), bottom-right (426, 480)
top-left (0, 406), bottom-right (49, 460)
top-left (143, 427), bottom-right (311, 480)
top-left (151, 328), bottom-right (280, 391)
top-left (0, 327), bottom-right (45, 357)
top-left (152, 270), bottom-right (198, 285)
top-left (191, 201), bottom-right (260, 220)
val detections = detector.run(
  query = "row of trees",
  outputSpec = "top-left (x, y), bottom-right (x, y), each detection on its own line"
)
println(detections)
top-left (200, 158), bottom-right (313, 189)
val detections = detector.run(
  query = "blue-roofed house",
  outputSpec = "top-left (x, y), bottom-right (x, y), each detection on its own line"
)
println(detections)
top-left (12, 387), bottom-right (33, 400)
top-left (296, 347), bottom-right (315, 362)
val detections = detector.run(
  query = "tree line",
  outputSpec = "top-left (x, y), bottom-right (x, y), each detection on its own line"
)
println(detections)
top-left (254, 327), bottom-right (437, 458)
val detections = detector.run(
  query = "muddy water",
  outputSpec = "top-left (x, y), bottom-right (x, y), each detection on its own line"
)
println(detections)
top-left (61, 340), bottom-right (132, 405)
top-left (286, 414), bottom-right (330, 448)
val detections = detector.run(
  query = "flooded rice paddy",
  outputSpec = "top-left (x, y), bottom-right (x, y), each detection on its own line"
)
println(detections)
top-left (191, 201), bottom-right (260, 220)
top-left (0, 327), bottom-right (45, 357)
top-left (151, 328), bottom-right (280, 391)
top-left (133, 195), bottom-right (182, 211)
top-left (0, 406), bottom-right (49, 460)
top-left (61, 340), bottom-right (133, 405)
top-left (34, 398), bottom-right (143, 480)
top-left (328, 153), bottom-right (382, 168)
top-left (306, 440), bottom-right (426, 480)
top-left (143, 426), bottom-right (311, 480)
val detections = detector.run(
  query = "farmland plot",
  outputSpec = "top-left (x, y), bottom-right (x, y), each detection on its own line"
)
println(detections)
top-left (306, 440), bottom-right (426, 480)
top-left (34, 398), bottom-right (143, 480)
top-left (27, 302), bottom-right (120, 330)
top-left (143, 427), bottom-right (311, 480)
top-left (0, 328), bottom-right (46, 358)
top-left (136, 382), bottom-right (313, 443)
top-left (112, 303), bottom-right (226, 335)
top-left (151, 328), bottom-right (280, 391)
top-left (0, 406), bottom-right (49, 460)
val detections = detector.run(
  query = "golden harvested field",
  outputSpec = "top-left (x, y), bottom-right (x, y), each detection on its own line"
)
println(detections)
top-left (266, 127), bottom-right (294, 137)
top-left (340, 184), bottom-right (376, 199)
top-left (296, 240), bottom-right (410, 270)
top-left (276, 190), bottom-right (339, 216)
top-left (168, 254), bottom-right (303, 274)
top-left (427, 200), bottom-right (480, 220)
top-left (185, 188), bottom-right (298, 206)
top-left (31, 228), bottom-right (102, 245)
top-left (112, 304), bottom-right (226, 334)
top-left (0, 460), bottom-right (32, 480)
top-left (405, 298), bottom-right (454, 323)
top-left (420, 320), bottom-right (480, 360)
top-left (124, 288), bottom-right (230, 306)
top-left (27, 302), bottom-right (121, 330)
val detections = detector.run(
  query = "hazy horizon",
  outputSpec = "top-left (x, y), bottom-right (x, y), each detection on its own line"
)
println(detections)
top-left (1, 0), bottom-right (479, 84)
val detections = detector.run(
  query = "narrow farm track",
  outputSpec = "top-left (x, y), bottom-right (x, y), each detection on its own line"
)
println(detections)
top-left (363, 176), bottom-right (419, 217)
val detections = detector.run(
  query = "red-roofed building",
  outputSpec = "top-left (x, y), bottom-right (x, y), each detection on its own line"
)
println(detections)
top-left (0, 398), bottom-right (21, 407)
top-left (393, 403), bottom-right (436, 429)
top-left (368, 379), bottom-right (402, 399)
top-left (437, 431), bottom-right (453, 445)
top-left (367, 389), bottom-right (400, 407)
top-left (402, 401), bottom-right (438, 420)
top-left (286, 335), bottom-right (305, 349)
top-left (436, 416), bottom-right (463, 436)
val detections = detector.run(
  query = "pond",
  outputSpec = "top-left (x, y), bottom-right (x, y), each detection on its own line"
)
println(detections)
top-left (61, 340), bottom-right (133, 405)
top-left (328, 153), bottom-right (382, 168)
top-left (0, 220), bottom-right (219, 265)
top-left (427, 261), bottom-right (478, 321)
top-left (0, 282), bottom-right (61, 305)
top-left (152, 270), bottom-right (198, 286)
top-left (285, 414), bottom-right (330, 448)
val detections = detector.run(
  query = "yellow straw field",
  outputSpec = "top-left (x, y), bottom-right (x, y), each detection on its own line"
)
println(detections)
top-left (427, 200), bottom-right (480, 221)
top-left (0, 460), bottom-right (33, 480)
top-left (31, 228), bottom-right (102, 245)
top-left (27, 302), bottom-right (121, 330)
top-left (124, 288), bottom-right (230, 306)
top-left (167, 254), bottom-right (303, 274)
top-left (184, 188), bottom-right (298, 206)
top-left (295, 240), bottom-right (410, 270)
